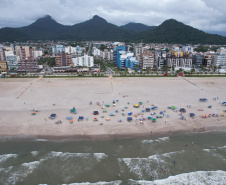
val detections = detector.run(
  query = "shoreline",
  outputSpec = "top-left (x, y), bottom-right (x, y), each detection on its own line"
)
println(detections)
top-left (1, 125), bottom-right (226, 142)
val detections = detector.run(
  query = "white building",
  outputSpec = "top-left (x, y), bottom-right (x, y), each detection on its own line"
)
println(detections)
top-left (93, 48), bottom-right (101, 56)
top-left (72, 55), bottom-right (94, 67)
top-left (4, 50), bottom-right (14, 57)
top-left (33, 50), bottom-right (43, 58)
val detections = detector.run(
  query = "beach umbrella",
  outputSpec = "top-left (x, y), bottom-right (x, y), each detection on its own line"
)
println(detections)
top-left (166, 114), bottom-right (170, 118)
top-left (148, 117), bottom-right (152, 120)
top-left (152, 118), bottom-right (157, 122)
top-left (171, 106), bottom-right (176, 110)
top-left (86, 117), bottom-right (89, 120)
top-left (202, 115), bottom-right (207, 118)
top-left (122, 112), bottom-right (125, 115)
top-left (212, 114), bottom-right (216, 117)
top-left (208, 105), bottom-right (212, 108)
top-left (181, 116), bottom-right (185, 120)
top-left (135, 114), bottom-right (138, 117)
top-left (122, 108), bottom-right (125, 111)
top-left (102, 107), bottom-right (105, 109)
top-left (221, 113), bottom-right (225, 116)
top-left (125, 105), bottom-right (128, 108)
top-left (106, 118), bottom-right (110, 121)
top-left (115, 109), bottom-right (118, 112)
top-left (160, 111), bottom-right (164, 114)
top-left (119, 119), bottom-right (123, 122)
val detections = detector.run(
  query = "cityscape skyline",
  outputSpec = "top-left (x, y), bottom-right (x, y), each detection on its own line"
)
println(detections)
top-left (0, 0), bottom-right (226, 32)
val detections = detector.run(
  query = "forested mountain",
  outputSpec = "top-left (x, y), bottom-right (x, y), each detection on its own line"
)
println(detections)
top-left (0, 15), bottom-right (226, 44)
top-left (120, 23), bottom-right (156, 32)
top-left (136, 19), bottom-right (226, 44)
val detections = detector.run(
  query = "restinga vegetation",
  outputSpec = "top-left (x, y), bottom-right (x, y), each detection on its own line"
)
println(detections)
top-left (1, 15), bottom-right (226, 44)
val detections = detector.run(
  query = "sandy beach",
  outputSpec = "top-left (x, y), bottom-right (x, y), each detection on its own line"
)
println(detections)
top-left (0, 77), bottom-right (226, 140)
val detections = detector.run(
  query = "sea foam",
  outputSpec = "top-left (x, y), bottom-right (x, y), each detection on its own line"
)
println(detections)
top-left (128, 170), bottom-right (226, 185)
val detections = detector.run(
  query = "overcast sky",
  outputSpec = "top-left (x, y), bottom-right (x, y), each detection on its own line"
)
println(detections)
top-left (0, 0), bottom-right (226, 31)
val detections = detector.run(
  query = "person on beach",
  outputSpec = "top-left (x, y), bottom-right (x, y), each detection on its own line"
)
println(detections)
top-left (174, 161), bottom-right (176, 164)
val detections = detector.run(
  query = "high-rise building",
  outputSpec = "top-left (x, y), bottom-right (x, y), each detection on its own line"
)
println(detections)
top-left (55, 52), bottom-right (72, 67)
top-left (6, 54), bottom-right (18, 70)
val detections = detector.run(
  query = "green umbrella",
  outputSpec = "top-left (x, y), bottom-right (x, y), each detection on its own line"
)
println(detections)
top-left (152, 118), bottom-right (157, 122)
top-left (171, 106), bottom-right (176, 110)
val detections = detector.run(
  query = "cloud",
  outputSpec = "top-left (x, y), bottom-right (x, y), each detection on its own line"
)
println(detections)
top-left (0, 0), bottom-right (226, 31)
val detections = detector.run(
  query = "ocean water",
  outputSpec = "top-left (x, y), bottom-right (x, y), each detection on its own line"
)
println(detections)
top-left (0, 131), bottom-right (226, 185)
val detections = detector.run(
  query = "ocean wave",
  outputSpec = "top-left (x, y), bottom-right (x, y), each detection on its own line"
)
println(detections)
top-left (3, 161), bottom-right (41, 185)
top-left (155, 137), bottom-right (169, 142)
top-left (48, 151), bottom-right (108, 162)
top-left (31, 151), bottom-right (39, 156)
top-left (141, 140), bottom-right (154, 144)
top-left (0, 154), bottom-right (17, 164)
top-left (35, 139), bottom-right (48, 142)
top-left (202, 149), bottom-right (226, 162)
top-left (68, 180), bottom-right (122, 185)
top-left (128, 170), bottom-right (226, 185)
top-left (120, 150), bottom-right (184, 178)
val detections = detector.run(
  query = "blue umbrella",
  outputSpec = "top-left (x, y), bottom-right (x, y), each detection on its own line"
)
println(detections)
top-left (160, 111), bottom-right (164, 114)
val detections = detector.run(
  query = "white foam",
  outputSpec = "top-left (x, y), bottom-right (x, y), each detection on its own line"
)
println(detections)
top-left (48, 151), bottom-right (108, 162)
top-left (120, 150), bottom-right (184, 178)
top-left (93, 153), bottom-right (108, 162)
top-left (218, 145), bottom-right (226, 149)
top-left (155, 137), bottom-right (169, 142)
top-left (68, 180), bottom-right (122, 185)
top-left (141, 140), bottom-right (154, 144)
top-left (202, 149), bottom-right (226, 162)
top-left (0, 154), bottom-right (17, 164)
top-left (35, 139), bottom-right (48, 142)
top-left (31, 151), bottom-right (39, 156)
top-left (128, 170), bottom-right (226, 184)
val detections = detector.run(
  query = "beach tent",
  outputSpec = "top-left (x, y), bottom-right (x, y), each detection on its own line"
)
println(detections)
top-left (49, 114), bottom-right (56, 119)
top-left (151, 106), bottom-right (158, 110)
top-left (190, 113), bottom-right (195, 117)
top-left (171, 106), bottom-right (176, 110)
top-left (152, 118), bottom-right (157, 122)
top-left (78, 116), bottom-right (84, 120)
top-left (106, 118), bottom-right (110, 121)
top-left (128, 112), bottom-right (133, 115)
top-left (139, 102), bottom-right (143, 105)
top-left (66, 117), bottom-right (73, 120)
top-left (127, 117), bottom-right (133, 121)
top-left (145, 108), bottom-right (150, 112)
top-left (208, 105), bottom-right (212, 108)
top-left (31, 111), bottom-right (36, 115)
top-left (148, 117), bottom-right (152, 120)
top-left (199, 98), bottom-right (208, 102)
top-left (105, 104), bottom-right (110, 107)
top-left (70, 108), bottom-right (77, 114)
top-left (134, 104), bottom-right (140, 108)
top-left (93, 111), bottom-right (99, 115)
top-left (179, 108), bottom-right (186, 113)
